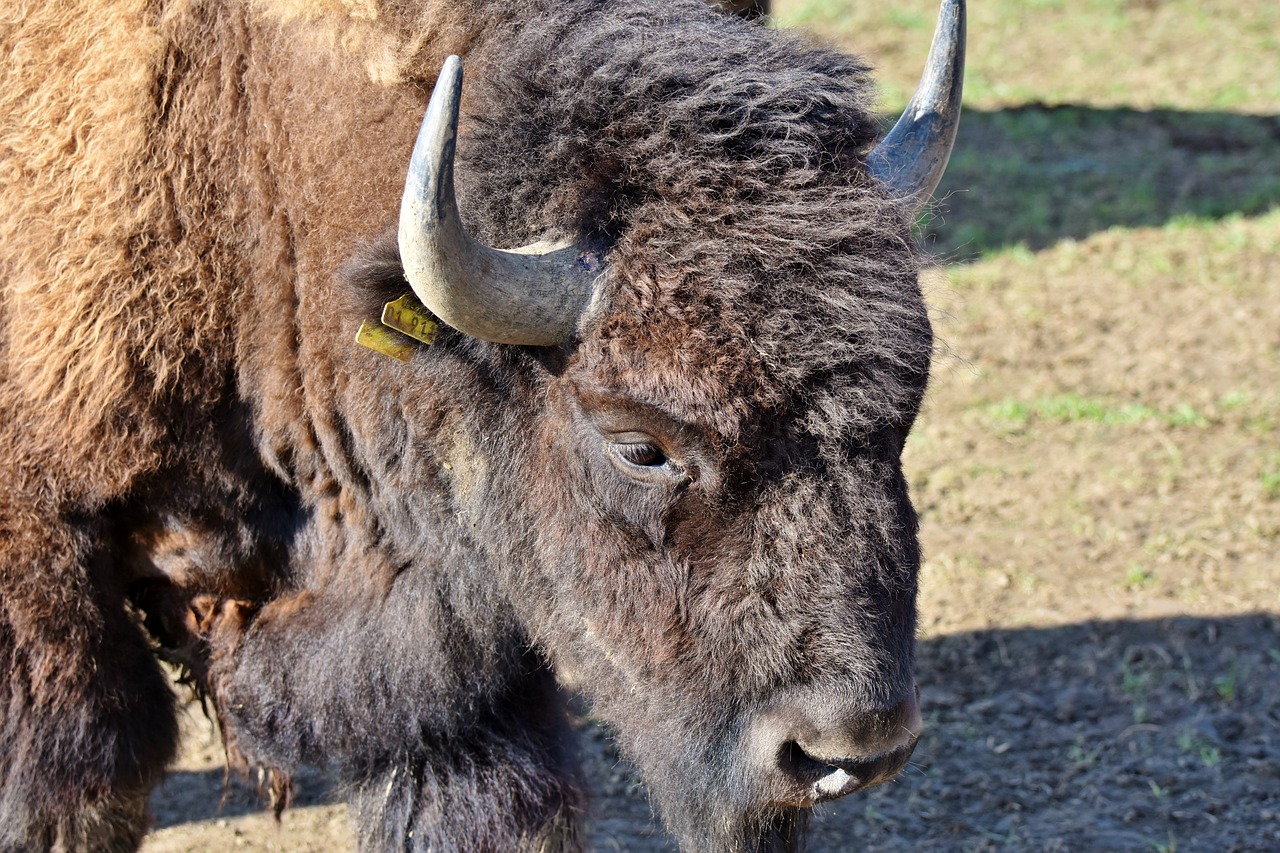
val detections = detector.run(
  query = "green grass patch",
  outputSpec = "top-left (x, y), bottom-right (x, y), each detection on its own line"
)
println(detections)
top-left (774, 0), bottom-right (848, 29)
top-left (984, 395), bottom-right (1208, 429)
top-left (1125, 564), bottom-right (1155, 591)
top-left (1213, 661), bottom-right (1244, 703)
top-left (1262, 454), bottom-right (1280, 500)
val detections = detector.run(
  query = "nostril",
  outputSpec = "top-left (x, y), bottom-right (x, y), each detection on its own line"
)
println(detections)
top-left (777, 739), bottom-right (834, 782)
top-left (777, 740), bottom-right (863, 800)
top-left (751, 687), bottom-right (924, 807)
top-left (775, 736), bottom-right (919, 804)
top-left (781, 734), bottom-right (915, 779)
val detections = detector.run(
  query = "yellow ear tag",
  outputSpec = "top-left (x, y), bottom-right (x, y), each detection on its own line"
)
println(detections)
top-left (355, 320), bottom-right (415, 362)
top-left (381, 293), bottom-right (439, 345)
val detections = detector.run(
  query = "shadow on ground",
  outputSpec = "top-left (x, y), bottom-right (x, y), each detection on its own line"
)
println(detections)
top-left (150, 614), bottom-right (1280, 851)
top-left (796, 612), bottom-right (1280, 852)
top-left (924, 106), bottom-right (1280, 259)
top-left (150, 764), bottom-right (338, 830)
top-left (588, 612), bottom-right (1280, 852)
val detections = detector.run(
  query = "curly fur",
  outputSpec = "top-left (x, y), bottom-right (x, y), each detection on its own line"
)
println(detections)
top-left (1, 1), bottom-right (931, 851)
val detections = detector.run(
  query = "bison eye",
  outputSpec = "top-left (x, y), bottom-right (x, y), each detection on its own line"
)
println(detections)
top-left (616, 442), bottom-right (667, 468)
top-left (603, 432), bottom-right (689, 485)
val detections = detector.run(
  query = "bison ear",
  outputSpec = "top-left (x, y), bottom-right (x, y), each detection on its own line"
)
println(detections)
top-left (397, 56), bottom-right (603, 346)
top-left (867, 0), bottom-right (965, 218)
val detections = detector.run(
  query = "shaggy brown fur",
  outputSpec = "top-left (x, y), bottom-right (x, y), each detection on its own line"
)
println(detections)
top-left (1, 1), bottom-right (930, 851)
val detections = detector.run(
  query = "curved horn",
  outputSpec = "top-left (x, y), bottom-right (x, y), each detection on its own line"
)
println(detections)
top-left (868, 0), bottom-right (965, 216)
top-left (398, 56), bottom-right (599, 346)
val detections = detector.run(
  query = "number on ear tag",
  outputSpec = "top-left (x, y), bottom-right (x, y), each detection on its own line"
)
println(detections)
top-left (381, 294), bottom-right (439, 345)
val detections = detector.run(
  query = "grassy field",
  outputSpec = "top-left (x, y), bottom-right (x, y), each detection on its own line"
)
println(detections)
top-left (144, 1), bottom-right (1280, 850)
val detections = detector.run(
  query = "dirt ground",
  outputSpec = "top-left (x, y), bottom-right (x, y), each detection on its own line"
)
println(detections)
top-left (141, 2), bottom-right (1279, 851)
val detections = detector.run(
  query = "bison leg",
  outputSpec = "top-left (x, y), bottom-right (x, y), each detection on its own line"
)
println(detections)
top-left (0, 497), bottom-right (177, 852)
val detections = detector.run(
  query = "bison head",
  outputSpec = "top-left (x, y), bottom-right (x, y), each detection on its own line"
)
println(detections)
top-left (370, 0), bottom-right (961, 848)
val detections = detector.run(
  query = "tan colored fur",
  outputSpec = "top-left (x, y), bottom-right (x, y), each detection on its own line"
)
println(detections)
top-left (1, 0), bottom-right (169, 495)
top-left (247, 0), bottom-right (503, 84)
top-left (0, 0), bottom-right (450, 502)
top-left (250, 0), bottom-right (418, 84)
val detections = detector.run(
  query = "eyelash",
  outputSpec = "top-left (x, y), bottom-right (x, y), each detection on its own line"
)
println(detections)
top-left (615, 442), bottom-right (668, 468)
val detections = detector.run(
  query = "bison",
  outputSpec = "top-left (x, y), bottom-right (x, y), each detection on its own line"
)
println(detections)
top-left (0, 0), bottom-right (963, 850)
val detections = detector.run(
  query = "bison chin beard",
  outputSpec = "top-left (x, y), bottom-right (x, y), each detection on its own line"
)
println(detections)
top-left (746, 811), bottom-right (811, 853)
top-left (600, 703), bottom-right (812, 853)
top-left (645, 752), bottom-right (811, 853)
top-left (716, 808), bottom-right (811, 853)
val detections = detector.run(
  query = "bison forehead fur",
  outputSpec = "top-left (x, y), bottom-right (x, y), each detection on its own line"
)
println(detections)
top-left (0, 0), bottom-right (937, 851)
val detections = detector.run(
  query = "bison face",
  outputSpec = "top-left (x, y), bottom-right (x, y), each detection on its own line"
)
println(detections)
top-left (383, 2), bottom-right (962, 847)
top-left (482, 264), bottom-right (929, 848)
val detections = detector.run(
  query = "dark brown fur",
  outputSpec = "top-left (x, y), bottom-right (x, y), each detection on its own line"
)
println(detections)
top-left (0, 1), bottom-right (929, 850)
